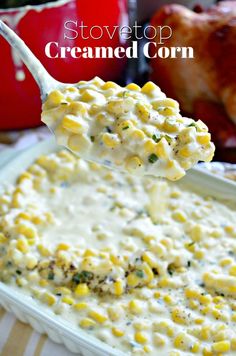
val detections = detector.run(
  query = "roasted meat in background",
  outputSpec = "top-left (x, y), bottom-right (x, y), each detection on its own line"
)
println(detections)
top-left (150, 1), bottom-right (236, 160)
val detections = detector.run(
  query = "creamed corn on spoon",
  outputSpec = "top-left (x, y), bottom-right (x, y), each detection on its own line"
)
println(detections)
top-left (0, 20), bottom-right (215, 180)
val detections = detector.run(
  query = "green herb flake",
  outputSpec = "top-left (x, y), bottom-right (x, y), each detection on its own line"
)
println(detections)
top-left (72, 270), bottom-right (94, 284)
top-left (165, 135), bottom-right (172, 144)
top-left (106, 127), bottom-right (112, 133)
top-left (90, 136), bottom-right (95, 142)
top-left (122, 126), bottom-right (129, 130)
top-left (148, 153), bottom-right (158, 164)
top-left (188, 122), bottom-right (196, 128)
top-left (136, 270), bottom-right (144, 278)
top-left (152, 134), bottom-right (161, 143)
top-left (48, 271), bottom-right (54, 280)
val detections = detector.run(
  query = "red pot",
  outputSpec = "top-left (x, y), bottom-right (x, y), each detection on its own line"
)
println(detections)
top-left (0, 0), bottom-right (128, 130)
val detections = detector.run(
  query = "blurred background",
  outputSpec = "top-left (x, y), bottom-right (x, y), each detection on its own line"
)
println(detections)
top-left (0, 0), bottom-right (235, 164)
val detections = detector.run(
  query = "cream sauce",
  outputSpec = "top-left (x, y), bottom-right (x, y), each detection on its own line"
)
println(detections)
top-left (0, 151), bottom-right (236, 355)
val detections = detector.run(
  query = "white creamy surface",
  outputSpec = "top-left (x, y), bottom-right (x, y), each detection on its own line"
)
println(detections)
top-left (0, 151), bottom-right (236, 355)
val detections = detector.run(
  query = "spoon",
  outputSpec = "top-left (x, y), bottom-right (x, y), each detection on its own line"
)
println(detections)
top-left (0, 20), bottom-right (67, 101)
top-left (0, 20), bottom-right (215, 181)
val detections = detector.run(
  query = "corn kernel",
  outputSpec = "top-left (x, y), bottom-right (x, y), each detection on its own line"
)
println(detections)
top-left (202, 347), bottom-right (213, 356)
top-left (197, 132), bottom-right (211, 145)
top-left (199, 294), bottom-right (212, 304)
top-left (130, 129), bottom-right (146, 140)
top-left (136, 102), bottom-right (151, 122)
top-left (16, 239), bottom-right (29, 254)
top-left (220, 258), bottom-right (233, 267)
top-left (163, 295), bottom-right (173, 305)
top-left (171, 308), bottom-right (189, 325)
top-left (231, 338), bottom-right (236, 350)
top-left (102, 81), bottom-right (120, 90)
top-left (107, 306), bottom-right (121, 321)
top-left (125, 156), bottom-right (143, 172)
top-left (141, 81), bottom-right (158, 95)
top-left (16, 223), bottom-right (36, 239)
top-left (194, 250), bottom-right (204, 260)
top-left (126, 83), bottom-right (140, 91)
top-left (74, 302), bottom-right (88, 310)
top-left (47, 90), bottom-right (65, 106)
top-left (191, 342), bottom-right (200, 353)
top-left (37, 244), bottom-right (51, 257)
top-left (142, 251), bottom-right (158, 268)
top-left (102, 133), bottom-right (120, 149)
top-left (129, 300), bottom-right (142, 315)
top-left (200, 326), bottom-right (211, 341)
top-left (153, 332), bottom-right (166, 347)
top-left (155, 138), bottom-right (169, 159)
top-left (135, 331), bottom-right (148, 344)
top-left (163, 119), bottom-right (179, 132)
top-left (67, 134), bottom-right (91, 154)
top-left (0, 233), bottom-right (7, 244)
top-left (172, 210), bottom-right (187, 223)
top-left (229, 265), bottom-right (236, 277)
top-left (212, 341), bottom-right (230, 353)
top-left (174, 333), bottom-right (188, 350)
top-left (42, 292), bottom-right (56, 306)
top-left (74, 283), bottom-right (89, 297)
top-left (152, 98), bottom-right (179, 111)
top-left (79, 318), bottom-right (96, 329)
top-left (144, 140), bottom-right (157, 154)
top-left (113, 279), bottom-right (124, 296)
top-left (39, 279), bottom-right (49, 287)
top-left (26, 256), bottom-right (38, 269)
top-left (62, 115), bottom-right (85, 134)
top-left (112, 327), bottom-right (124, 337)
top-left (56, 243), bottom-right (70, 251)
top-left (88, 310), bottom-right (108, 324)
top-left (55, 287), bottom-right (71, 295)
top-left (179, 146), bottom-right (192, 158)
top-left (61, 296), bottom-right (74, 305)
top-left (154, 291), bottom-right (161, 299)
top-left (110, 254), bottom-right (121, 266)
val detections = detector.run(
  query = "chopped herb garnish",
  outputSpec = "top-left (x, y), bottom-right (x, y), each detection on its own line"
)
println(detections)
top-left (122, 126), bottom-right (129, 130)
top-left (72, 270), bottom-right (94, 284)
top-left (152, 134), bottom-right (161, 143)
top-left (187, 261), bottom-right (191, 267)
top-left (16, 270), bottom-right (22, 275)
top-left (188, 122), bottom-right (196, 128)
top-left (136, 270), bottom-right (144, 278)
top-left (167, 266), bottom-right (174, 276)
top-left (148, 153), bottom-right (158, 164)
top-left (90, 136), bottom-right (95, 142)
top-left (188, 242), bottom-right (195, 247)
top-left (48, 271), bottom-right (54, 280)
top-left (165, 135), bottom-right (172, 144)
top-left (106, 126), bottom-right (112, 133)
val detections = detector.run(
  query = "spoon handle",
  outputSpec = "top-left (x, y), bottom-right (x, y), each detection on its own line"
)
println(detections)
top-left (0, 20), bottom-right (60, 100)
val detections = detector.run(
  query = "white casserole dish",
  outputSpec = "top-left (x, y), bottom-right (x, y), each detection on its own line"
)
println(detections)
top-left (0, 138), bottom-right (235, 356)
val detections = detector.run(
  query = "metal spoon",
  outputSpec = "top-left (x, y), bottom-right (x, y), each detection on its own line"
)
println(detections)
top-left (0, 20), bottom-right (68, 101)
